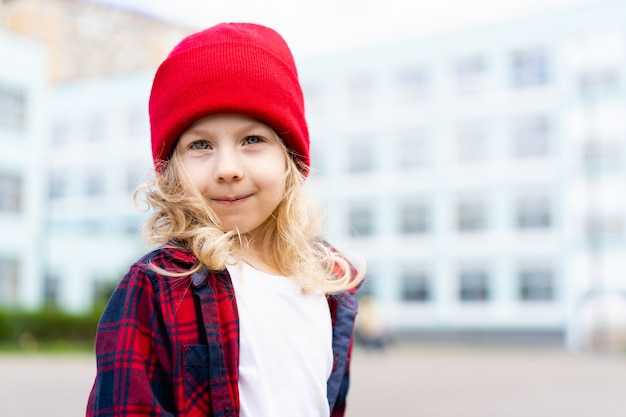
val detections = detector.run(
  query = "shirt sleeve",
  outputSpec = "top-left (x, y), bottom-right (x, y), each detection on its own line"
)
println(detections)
top-left (86, 265), bottom-right (175, 417)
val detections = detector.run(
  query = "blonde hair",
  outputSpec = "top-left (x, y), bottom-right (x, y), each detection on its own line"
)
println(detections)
top-left (135, 140), bottom-right (364, 294)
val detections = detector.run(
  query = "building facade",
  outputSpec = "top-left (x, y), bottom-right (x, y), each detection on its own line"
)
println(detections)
top-left (3, 0), bottom-right (626, 349)
top-left (0, 0), bottom-right (191, 83)
top-left (0, 0), bottom-right (190, 311)
top-left (0, 29), bottom-right (46, 309)
top-left (299, 0), bottom-right (626, 348)
top-left (44, 71), bottom-right (154, 312)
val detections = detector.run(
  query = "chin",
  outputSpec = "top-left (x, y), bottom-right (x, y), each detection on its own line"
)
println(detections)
top-left (223, 224), bottom-right (252, 235)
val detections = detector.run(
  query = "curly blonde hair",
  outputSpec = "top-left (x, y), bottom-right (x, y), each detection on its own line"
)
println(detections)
top-left (135, 140), bottom-right (363, 294)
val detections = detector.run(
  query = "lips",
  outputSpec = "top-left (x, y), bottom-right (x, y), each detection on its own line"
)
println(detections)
top-left (213, 195), bottom-right (251, 204)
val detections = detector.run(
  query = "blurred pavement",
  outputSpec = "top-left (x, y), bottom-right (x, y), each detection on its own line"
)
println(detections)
top-left (1, 345), bottom-right (625, 416)
top-left (347, 345), bottom-right (626, 417)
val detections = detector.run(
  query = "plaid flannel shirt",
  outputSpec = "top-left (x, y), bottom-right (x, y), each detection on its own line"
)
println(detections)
top-left (86, 246), bottom-right (359, 417)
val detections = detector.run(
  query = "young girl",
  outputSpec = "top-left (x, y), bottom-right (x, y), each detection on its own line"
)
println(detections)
top-left (86, 23), bottom-right (364, 417)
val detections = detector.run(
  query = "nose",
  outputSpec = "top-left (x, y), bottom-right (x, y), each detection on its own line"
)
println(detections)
top-left (213, 148), bottom-right (244, 182)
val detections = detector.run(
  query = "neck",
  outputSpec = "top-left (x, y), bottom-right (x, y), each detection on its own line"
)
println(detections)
top-left (242, 246), bottom-right (281, 275)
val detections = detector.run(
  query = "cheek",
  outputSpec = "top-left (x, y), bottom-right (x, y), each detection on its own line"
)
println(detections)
top-left (259, 151), bottom-right (289, 187)
top-left (255, 166), bottom-right (286, 202)
top-left (181, 163), bottom-right (209, 193)
top-left (273, 177), bottom-right (288, 199)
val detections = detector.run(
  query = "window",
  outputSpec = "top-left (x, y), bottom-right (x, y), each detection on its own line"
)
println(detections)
top-left (457, 198), bottom-right (487, 232)
top-left (582, 139), bottom-right (622, 165)
top-left (302, 80), bottom-right (326, 115)
top-left (123, 218), bottom-right (140, 236)
top-left (456, 123), bottom-right (487, 163)
top-left (459, 268), bottom-right (489, 302)
top-left (347, 73), bottom-right (373, 111)
top-left (349, 205), bottom-right (374, 237)
top-left (396, 130), bottom-right (429, 169)
top-left (348, 137), bottom-right (374, 172)
top-left (455, 55), bottom-right (487, 95)
top-left (513, 115), bottom-right (551, 157)
top-left (51, 121), bottom-right (70, 144)
top-left (0, 257), bottom-right (19, 305)
top-left (516, 194), bottom-right (552, 229)
top-left (49, 172), bottom-right (68, 199)
top-left (401, 270), bottom-right (430, 302)
top-left (0, 173), bottom-right (22, 213)
top-left (126, 165), bottom-right (143, 193)
top-left (585, 214), bottom-right (624, 241)
top-left (84, 220), bottom-right (103, 235)
top-left (399, 200), bottom-right (429, 234)
top-left (512, 48), bottom-right (549, 88)
top-left (85, 115), bottom-right (106, 142)
top-left (126, 107), bottom-right (147, 137)
top-left (568, 33), bottom-right (623, 95)
top-left (358, 270), bottom-right (377, 298)
top-left (0, 84), bottom-right (26, 131)
top-left (44, 274), bottom-right (60, 308)
top-left (85, 172), bottom-right (105, 196)
top-left (395, 66), bottom-right (429, 103)
top-left (519, 266), bottom-right (554, 301)
top-left (309, 145), bottom-right (327, 176)
top-left (578, 68), bottom-right (620, 95)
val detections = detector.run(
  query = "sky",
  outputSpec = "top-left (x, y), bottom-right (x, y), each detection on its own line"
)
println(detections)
top-left (92, 0), bottom-right (610, 56)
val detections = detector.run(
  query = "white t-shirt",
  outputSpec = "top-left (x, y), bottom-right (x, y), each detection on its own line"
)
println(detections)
top-left (225, 261), bottom-right (333, 417)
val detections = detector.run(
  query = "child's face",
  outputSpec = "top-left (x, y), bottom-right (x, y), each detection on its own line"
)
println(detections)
top-left (176, 113), bottom-right (288, 237)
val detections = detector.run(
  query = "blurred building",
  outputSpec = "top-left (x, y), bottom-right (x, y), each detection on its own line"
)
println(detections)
top-left (0, 0), bottom-right (190, 83)
top-left (2, 0), bottom-right (626, 349)
top-left (300, 0), bottom-right (626, 349)
top-left (45, 72), bottom-right (154, 311)
top-left (0, 29), bottom-right (46, 309)
top-left (0, 0), bottom-right (191, 311)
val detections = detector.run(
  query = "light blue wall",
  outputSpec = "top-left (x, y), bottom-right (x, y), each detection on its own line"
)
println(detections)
top-left (45, 71), bottom-right (154, 311)
top-left (4, 1), bottom-right (626, 349)
top-left (300, 0), bottom-right (626, 347)
top-left (0, 30), bottom-right (46, 309)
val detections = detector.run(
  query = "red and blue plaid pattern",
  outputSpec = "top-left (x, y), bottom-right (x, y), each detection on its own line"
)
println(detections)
top-left (86, 246), bottom-right (359, 417)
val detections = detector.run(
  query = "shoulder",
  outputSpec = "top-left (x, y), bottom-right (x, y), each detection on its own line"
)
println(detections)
top-left (136, 245), bottom-right (198, 271)
top-left (104, 246), bottom-right (202, 318)
top-left (116, 245), bottom-right (199, 293)
top-left (320, 240), bottom-right (363, 296)
top-left (124, 245), bottom-right (196, 278)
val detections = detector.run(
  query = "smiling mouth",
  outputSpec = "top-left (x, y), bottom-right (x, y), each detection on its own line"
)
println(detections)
top-left (214, 195), bottom-right (250, 204)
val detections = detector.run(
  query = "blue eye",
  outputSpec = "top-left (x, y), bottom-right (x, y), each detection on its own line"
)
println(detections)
top-left (244, 136), bottom-right (263, 145)
top-left (190, 140), bottom-right (211, 150)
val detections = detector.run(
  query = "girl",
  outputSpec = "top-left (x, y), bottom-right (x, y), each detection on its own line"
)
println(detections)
top-left (86, 23), bottom-right (364, 417)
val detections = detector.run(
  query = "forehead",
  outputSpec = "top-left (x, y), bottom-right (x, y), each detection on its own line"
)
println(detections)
top-left (184, 113), bottom-right (276, 133)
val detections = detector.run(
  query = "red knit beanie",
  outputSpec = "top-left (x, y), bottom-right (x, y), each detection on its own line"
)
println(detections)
top-left (149, 22), bottom-right (309, 174)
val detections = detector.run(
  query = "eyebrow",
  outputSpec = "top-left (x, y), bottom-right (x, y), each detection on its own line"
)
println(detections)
top-left (185, 121), bottom-right (275, 137)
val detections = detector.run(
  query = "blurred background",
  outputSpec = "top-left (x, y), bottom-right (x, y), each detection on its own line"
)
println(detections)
top-left (2, 0), bottom-right (626, 415)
